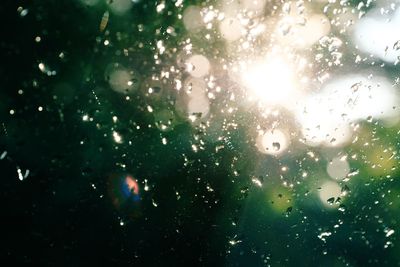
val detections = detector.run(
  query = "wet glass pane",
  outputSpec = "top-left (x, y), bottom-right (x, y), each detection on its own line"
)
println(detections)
top-left (1, 0), bottom-right (400, 265)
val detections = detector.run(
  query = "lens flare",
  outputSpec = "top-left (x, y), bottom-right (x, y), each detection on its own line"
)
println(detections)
top-left (108, 174), bottom-right (141, 219)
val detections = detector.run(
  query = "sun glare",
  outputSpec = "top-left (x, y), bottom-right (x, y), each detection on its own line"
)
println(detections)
top-left (241, 56), bottom-right (296, 107)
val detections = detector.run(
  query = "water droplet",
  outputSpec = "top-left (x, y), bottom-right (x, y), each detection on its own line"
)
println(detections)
top-left (384, 241), bottom-right (393, 249)
top-left (393, 40), bottom-right (400, 51)
top-left (113, 131), bottom-right (123, 143)
top-left (282, 2), bottom-right (291, 14)
top-left (279, 23), bottom-right (291, 36)
top-left (99, 11), bottom-right (109, 32)
top-left (0, 151), bottom-right (7, 160)
top-left (143, 179), bottom-right (149, 191)
top-left (326, 197), bottom-right (335, 205)
top-left (17, 7), bottom-right (29, 17)
top-left (149, 86), bottom-right (161, 94)
top-left (251, 176), bottom-right (263, 187)
top-left (285, 206), bottom-right (293, 215)
top-left (16, 167), bottom-right (28, 181)
top-left (385, 229), bottom-right (395, 237)
top-left (228, 235), bottom-right (242, 246)
top-left (341, 185), bottom-right (350, 195)
top-left (318, 231), bottom-right (332, 242)
top-left (272, 142), bottom-right (280, 151)
top-left (351, 82), bottom-right (362, 92)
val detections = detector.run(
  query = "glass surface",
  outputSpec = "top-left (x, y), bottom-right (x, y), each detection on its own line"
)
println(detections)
top-left (1, 0), bottom-right (400, 265)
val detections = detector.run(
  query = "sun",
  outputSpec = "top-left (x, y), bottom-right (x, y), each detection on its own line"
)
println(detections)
top-left (241, 55), bottom-right (297, 107)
